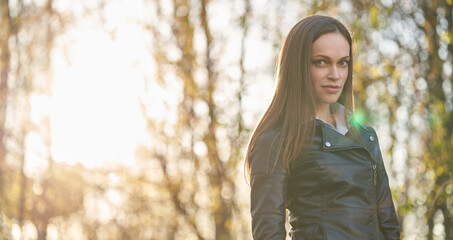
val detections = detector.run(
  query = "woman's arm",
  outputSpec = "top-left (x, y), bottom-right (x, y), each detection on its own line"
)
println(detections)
top-left (249, 131), bottom-right (288, 240)
top-left (376, 166), bottom-right (400, 240)
top-left (368, 127), bottom-right (400, 239)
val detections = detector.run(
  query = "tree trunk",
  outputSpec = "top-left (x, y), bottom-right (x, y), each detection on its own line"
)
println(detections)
top-left (441, 202), bottom-right (452, 240)
top-left (0, 0), bottom-right (11, 195)
top-left (37, 221), bottom-right (48, 240)
top-left (199, 0), bottom-right (233, 239)
top-left (18, 149), bottom-right (26, 224)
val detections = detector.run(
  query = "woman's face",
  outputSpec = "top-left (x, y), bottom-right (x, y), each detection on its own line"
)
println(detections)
top-left (310, 31), bottom-right (350, 107)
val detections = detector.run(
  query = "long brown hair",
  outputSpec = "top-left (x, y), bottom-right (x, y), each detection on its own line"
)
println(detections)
top-left (245, 15), bottom-right (355, 180)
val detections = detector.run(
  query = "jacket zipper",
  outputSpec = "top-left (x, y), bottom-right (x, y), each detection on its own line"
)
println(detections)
top-left (371, 163), bottom-right (380, 239)
top-left (372, 164), bottom-right (377, 186)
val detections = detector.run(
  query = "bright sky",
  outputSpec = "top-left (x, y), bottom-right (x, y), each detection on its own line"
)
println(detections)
top-left (47, 2), bottom-right (152, 169)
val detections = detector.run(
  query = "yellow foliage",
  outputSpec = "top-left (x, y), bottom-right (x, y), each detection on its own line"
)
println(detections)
top-left (368, 5), bottom-right (380, 28)
top-left (354, 61), bottom-right (363, 72)
top-left (441, 31), bottom-right (452, 44)
top-left (369, 66), bottom-right (382, 79)
top-left (392, 69), bottom-right (400, 80)
top-left (435, 165), bottom-right (446, 176)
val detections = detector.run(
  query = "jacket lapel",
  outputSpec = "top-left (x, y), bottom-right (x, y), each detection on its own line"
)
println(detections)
top-left (319, 121), bottom-right (375, 152)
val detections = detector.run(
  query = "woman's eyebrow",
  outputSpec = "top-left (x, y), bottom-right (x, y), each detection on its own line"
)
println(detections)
top-left (312, 55), bottom-right (350, 59)
top-left (312, 55), bottom-right (329, 58)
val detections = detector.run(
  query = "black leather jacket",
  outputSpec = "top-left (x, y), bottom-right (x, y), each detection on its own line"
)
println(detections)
top-left (250, 120), bottom-right (400, 239)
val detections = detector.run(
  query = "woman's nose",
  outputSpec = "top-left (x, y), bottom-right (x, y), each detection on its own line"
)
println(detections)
top-left (328, 66), bottom-right (340, 80)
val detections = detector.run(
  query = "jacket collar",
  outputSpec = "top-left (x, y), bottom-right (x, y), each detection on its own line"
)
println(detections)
top-left (317, 118), bottom-right (377, 152)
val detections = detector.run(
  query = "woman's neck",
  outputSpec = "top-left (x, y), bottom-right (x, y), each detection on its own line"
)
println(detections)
top-left (316, 104), bottom-right (336, 127)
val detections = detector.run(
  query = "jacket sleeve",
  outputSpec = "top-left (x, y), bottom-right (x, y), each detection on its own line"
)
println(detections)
top-left (369, 127), bottom-right (400, 240)
top-left (249, 131), bottom-right (287, 240)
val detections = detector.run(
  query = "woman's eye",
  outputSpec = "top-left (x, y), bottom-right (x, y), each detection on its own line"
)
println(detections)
top-left (339, 60), bottom-right (349, 66)
top-left (314, 60), bottom-right (325, 65)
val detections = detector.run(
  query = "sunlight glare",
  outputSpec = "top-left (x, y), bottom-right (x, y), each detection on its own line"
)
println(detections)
top-left (50, 14), bottom-right (152, 169)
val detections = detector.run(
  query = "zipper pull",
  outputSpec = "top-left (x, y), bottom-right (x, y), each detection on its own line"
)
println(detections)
top-left (372, 164), bottom-right (377, 186)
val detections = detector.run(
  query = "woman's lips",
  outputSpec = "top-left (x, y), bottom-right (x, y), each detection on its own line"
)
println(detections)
top-left (322, 85), bottom-right (341, 93)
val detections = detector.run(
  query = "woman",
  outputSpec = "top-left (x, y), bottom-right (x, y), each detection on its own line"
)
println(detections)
top-left (245, 15), bottom-right (400, 239)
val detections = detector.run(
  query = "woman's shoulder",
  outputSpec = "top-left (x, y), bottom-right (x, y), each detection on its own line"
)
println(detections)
top-left (353, 122), bottom-right (383, 154)
top-left (358, 123), bottom-right (376, 133)
top-left (257, 128), bottom-right (281, 143)
top-left (349, 117), bottom-right (378, 136)
top-left (356, 122), bottom-right (379, 140)
top-left (250, 128), bottom-right (285, 175)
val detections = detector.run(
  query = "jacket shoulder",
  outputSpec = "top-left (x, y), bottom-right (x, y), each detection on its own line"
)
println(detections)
top-left (250, 129), bottom-right (286, 176)
top-left (358, 123), bottom-right (376, 134)
top-left (354, 121), bottom-right (378, 138)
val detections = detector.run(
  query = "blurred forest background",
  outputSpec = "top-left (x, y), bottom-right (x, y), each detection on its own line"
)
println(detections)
top-left (0, 0), bottom-right (452, 239)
